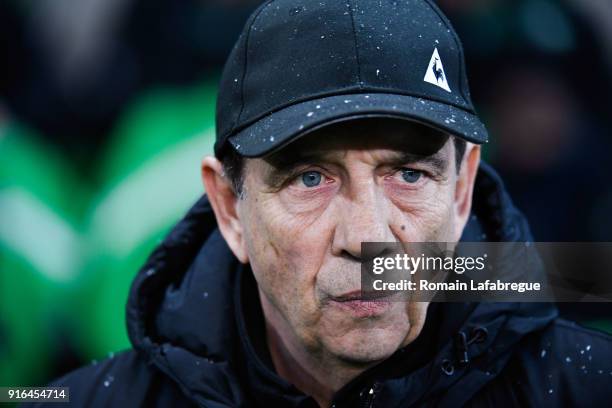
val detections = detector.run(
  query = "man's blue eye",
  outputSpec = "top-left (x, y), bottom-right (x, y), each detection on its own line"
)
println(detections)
top-left (401, 169), bottom-right (422, 183)
top-left (301, 171), bottom-right (322, 187)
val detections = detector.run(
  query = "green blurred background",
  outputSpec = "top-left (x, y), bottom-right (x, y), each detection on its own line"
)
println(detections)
top-left (0, 80), bottom-right (218, 386)
top-left (1, 0), bottom-right (612, 389)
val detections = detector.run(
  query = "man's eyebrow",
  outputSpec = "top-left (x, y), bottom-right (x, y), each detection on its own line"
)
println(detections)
top-left (385, 151), bottom-right (449, 174)
top-left (265, 152), bottom-right (331, 185)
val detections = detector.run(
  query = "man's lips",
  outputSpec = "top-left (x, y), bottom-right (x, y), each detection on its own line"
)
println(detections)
top-left (329, 291), bottom-right (392, 318)
top-left (331, 290), bottom-right (392, 302)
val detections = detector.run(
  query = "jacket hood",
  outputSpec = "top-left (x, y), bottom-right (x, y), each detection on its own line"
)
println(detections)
top-left (126, 162), bottom-right (558, 407)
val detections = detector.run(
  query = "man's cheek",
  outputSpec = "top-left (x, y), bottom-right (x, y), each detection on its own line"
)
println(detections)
top-left (244, 201), bottom-right (316, 284)
top-left (394, 203), bottom-right (453, 241)
top-left (245, 225), bottom-right (315, 310)
top-left (423, 205), bottom-right (454, 240)
top-left (253, 196), bottom-right (315, 240)
top-left (256, 258), bottom-right (322, 335)
top-left (249, 243), bottom-right (296, 313)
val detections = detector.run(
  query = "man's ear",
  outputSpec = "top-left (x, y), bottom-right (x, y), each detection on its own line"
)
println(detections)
top-left (201, 156), bottom-right (249, 264)
top-left (453, 143), bottom-right (481, 241)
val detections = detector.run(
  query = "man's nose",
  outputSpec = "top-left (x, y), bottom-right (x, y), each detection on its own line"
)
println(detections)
top-left (331, 185), bottom-right (395, 261)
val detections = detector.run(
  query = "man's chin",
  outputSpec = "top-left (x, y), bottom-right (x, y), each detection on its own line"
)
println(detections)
top-left (321, 325), bottom-right (410, 365)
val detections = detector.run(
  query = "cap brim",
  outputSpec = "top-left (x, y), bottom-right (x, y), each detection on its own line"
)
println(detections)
top-left (228, 93), bottom-right (488, 158)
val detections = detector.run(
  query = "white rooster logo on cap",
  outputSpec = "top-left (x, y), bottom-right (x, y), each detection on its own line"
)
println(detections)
top-left (424, 47), bottom-right (451, 93)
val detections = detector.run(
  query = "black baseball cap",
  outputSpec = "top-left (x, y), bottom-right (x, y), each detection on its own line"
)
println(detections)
top-left (214, 0), bottom-right (488, 159)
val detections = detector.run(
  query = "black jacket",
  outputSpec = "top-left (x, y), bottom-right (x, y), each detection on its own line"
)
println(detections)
top-left (31, 163), bottom-right (612, 407)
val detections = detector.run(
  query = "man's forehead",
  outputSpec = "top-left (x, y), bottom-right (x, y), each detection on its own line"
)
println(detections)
top-left (264, 118), bottom-right (451, 167)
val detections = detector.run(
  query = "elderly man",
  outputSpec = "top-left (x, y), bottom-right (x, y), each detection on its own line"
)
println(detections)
top-left (37, 0), bottom-right (612, 407)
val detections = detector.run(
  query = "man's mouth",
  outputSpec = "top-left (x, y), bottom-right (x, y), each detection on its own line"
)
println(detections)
top-left (332, 290), bottom-right (392, 302)
top-left (329, 291), bottom-right (393, 318)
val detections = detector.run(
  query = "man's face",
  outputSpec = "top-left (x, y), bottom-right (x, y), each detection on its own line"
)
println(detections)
top-left (223, 118), bottom-right (477, 365)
